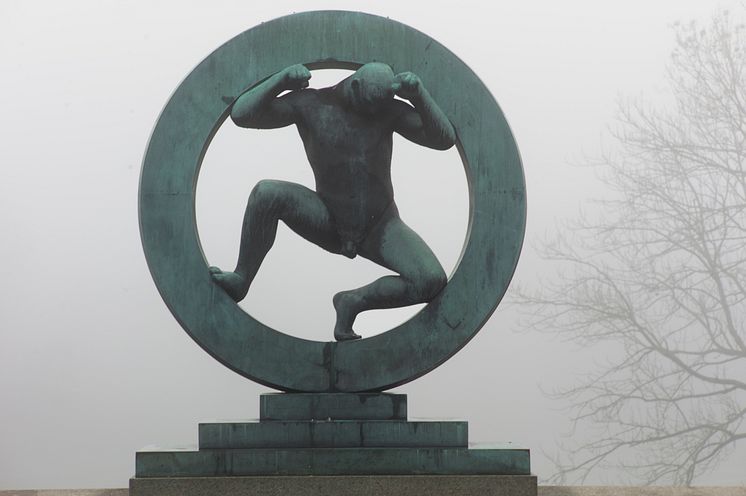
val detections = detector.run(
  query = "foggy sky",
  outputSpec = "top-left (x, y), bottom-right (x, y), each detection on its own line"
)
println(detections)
top-left (1, 0), bottom-right (744, 489)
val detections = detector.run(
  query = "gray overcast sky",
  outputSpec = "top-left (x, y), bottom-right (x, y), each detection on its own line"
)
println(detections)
top-left (1, 0), bottom-right (744, 489)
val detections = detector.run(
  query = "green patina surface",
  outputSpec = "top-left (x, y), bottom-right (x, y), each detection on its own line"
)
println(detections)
top-left (139, 10), bottom-right (525, 392)
top-left (198, 419), bottom-right (468, 449)
top-left (259, 392), bottom-right (407, 420)
top-left (135, 445), bottom-right (530, 477)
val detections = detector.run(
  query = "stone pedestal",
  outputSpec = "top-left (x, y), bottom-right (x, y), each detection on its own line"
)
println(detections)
top-left (129, 475), bottom-right (538, 496)
top-left (130, 393), bottom-right (536, 495)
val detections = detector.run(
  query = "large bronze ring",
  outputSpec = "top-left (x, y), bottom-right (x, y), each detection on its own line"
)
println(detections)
top-left (139, 10), bottom-right (525, 392)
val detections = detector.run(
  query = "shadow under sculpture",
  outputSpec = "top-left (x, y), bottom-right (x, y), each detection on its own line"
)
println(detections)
top-left (210, 62), bottom-right (456, 341)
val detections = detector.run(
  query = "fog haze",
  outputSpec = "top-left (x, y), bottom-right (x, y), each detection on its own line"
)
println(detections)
top-left (1, 0), bottom-right (743, 488)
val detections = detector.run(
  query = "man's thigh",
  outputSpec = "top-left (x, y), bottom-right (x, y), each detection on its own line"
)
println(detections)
top-left (264, 180), bottom-right (342, 254)
top-left (358, 214), bottom-right (443, 278)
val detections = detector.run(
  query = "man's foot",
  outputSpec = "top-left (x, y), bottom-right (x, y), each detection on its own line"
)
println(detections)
top-left (333, 290), bottom-right (362, 341)
top-left (209, 266), bottom-right (249, 302)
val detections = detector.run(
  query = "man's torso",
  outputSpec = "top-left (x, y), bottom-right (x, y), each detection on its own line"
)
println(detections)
top-left (291, 88), bottom-right (403, 244)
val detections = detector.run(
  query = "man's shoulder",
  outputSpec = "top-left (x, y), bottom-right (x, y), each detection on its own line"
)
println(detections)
top-left (288, 87), bottom-right (337, 100)
top-left (283, 87), bottom-right (337, 109)
top-left (389, 98), bottom-right (414, 112)
top-left (282, 88), bottom-right (318, 102)
top-left (383, 99), bottom-right (415, 122)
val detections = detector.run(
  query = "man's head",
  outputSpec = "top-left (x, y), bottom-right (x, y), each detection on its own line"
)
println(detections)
top-left (347, 62), bottom-right (397, 114)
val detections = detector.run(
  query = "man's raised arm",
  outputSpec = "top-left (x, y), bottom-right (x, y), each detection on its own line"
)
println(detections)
top-left (393, 72), bottom-right (456, 151)
top-left (231, 64), bottom-right (311, 129)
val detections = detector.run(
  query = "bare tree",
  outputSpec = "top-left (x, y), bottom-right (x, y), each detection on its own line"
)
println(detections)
top-left (517, 11), bottom-right (746, 485)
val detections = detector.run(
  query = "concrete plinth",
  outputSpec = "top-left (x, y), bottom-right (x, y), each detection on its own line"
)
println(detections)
top-left (198, 419), bottom-right (467, 448)
top-left (134, 393), bottom-right (534, 487)
top-left (259, 393), bottom-right (407, 421)
top-left (135, 445), bottom-right (530, 477)
top-left (129, 475), bottom-right (538, 496)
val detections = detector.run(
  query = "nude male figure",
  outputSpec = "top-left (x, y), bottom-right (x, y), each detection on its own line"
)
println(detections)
top-left (210, 62), bottom-right (457, 341)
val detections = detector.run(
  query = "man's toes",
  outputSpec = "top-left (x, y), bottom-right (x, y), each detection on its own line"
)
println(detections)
top-left (209, 266), bottom-right (222, 275)
top-left (335, 330), bottom-right (362, 342)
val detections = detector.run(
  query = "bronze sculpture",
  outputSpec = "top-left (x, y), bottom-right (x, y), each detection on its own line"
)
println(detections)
top-left (209, 62), bottom-right (456, 341)
top-left (138, 10), bottom-right (526, 392)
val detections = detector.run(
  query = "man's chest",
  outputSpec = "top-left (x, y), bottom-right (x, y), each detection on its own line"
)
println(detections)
top-left (300, 106), bottom-right (391, 154)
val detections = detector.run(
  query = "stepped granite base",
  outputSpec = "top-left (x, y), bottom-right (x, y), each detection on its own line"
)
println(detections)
top-left (131, 393), bottom-right (536, 495)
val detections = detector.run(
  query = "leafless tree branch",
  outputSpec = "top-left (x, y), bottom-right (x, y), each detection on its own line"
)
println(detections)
top-left (514, 11), bottom-right (746, 486)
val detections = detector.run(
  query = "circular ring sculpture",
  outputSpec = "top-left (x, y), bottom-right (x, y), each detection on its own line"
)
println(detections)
top-left (139, 11), bottom-right (525, 392)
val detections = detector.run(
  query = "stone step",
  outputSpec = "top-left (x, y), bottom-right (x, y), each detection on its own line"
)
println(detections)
top-left (129, 475), bottom-right (538, 496)
top-left (135, 445), bottom-right (530, 477)
top-left (198, 419), bottom-right (468, 449)
top-left (259, 393), bottom-right (407, 421)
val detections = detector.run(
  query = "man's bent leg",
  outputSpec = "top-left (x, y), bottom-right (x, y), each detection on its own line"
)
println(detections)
top-left (211, 180), bottom-right (340, 301)
top-left (333, 215), bottom-right (446, 341)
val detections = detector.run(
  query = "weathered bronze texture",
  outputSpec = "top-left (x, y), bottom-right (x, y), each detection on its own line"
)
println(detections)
top-left (208, 62), bottom-right (455, 341)
top-left (139, 11), bottom-right (525, 392)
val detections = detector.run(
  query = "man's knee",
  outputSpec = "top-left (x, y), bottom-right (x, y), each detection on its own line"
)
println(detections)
top-left (248, 180), bottom-right (286, 212)
top-left (413, 264), bottom-right (447, 301)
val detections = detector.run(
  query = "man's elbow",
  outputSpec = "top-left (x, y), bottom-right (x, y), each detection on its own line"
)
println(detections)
top-left (230, 107), bottom-right (252, 128)
top-left (434, 127), bottom-right (456, 150)
top-left (230, 95), bottom-right (262, 127)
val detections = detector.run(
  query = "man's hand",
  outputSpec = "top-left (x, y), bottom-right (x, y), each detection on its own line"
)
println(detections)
top-left (394, 72), bottom-right (422, 100)
top-left (282, 64), bottom-right (312, 91)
